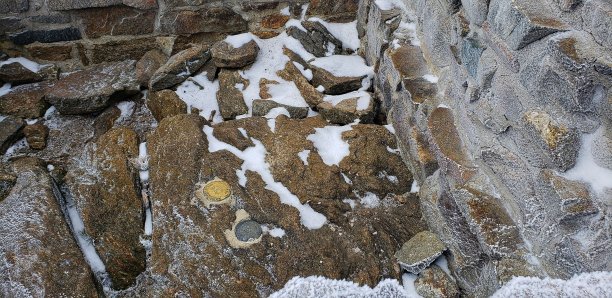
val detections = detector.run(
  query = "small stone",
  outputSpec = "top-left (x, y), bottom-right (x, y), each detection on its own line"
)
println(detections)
top-left (414, 265), bottom-right (460, 298)
top-left (0, 81), bottom-right (52, 118)
top-left (0, 116), bottom-right (25, 154)
top-left (46, 60), bottom-right (139, 114)
top-left (277, 61), bottom-right (323, 107)
top-left (23, 123), bottom-right (49, 150)
top-left (217, 69), bottom-right (249, 120)
top-left (395, 231), bottom-right (446, 274)
top-left (317, 92), bottom-right (375, 125)
top-left (310, 65), bottom-right (365, 95)
top-left (0, 171), bottom-right (16, 202)
top-left (136, 49), bottom-right (168, 87)
top-left (149, 45), bottom-right (210, 91)
top-left (261, 14), bottom-right (290, 29)
top-left (286, 21), bottom-right (343, 58)
top-left (0, 62), bottom-right (42, 85)
top-left (211, 39), bottom-right (259, 68)
top-left (235, 220), bottom-right (263, 242)
top-left (147, 90), bottom-right (188, 122)
top-left (252, 99), bottom-right (309, 119)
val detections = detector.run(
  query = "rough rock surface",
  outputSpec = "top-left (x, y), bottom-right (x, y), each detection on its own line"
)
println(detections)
top-left (310, 64), bottom-right (366, 95)
top-left (277, 61), bottom-right (323, 107)
top-left (286, 21), bottom-right (343, 57)
top-left (147, 89), bottom-right (188, 122)
top-left (395, 231), bottom-right (446, 274)
top-left (149, 45), bottom-right (210, 91)
top-left (46, 60), bottom-right (139, 114)
top-left (0, 116), bottom-right (25, 154)
top-left (0, 62), bottom-right (42, 84)
top-left (23, 123), bottom-right (49, 150)
top-left (252, 99), bottom-right (309, 119)
top-left (0, 81), bottom-right (52, 118)
top-left (211, 39), bottom-right (259, 68)
top-left (414, 265), bottom-right (460, 298)
top-left (317, 92), bottom-right (375, 124)
top-left (217, 69), bottom-right (249, 120)
top-left (136, 49), bottom-right (168, 87)
top-left (0, 157), bottom-right (98, 297)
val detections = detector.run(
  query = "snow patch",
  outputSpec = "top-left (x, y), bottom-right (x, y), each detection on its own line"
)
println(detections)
top-left (224, 33), bottom-right (254, 49)
top-left (115, 101), bottom-right (135, 123)
top-left (307, 124), bottom-right (355, 166)
top-left (423, 74), bottom-right (439, 83)
top-left (0, 83), bottom-right (11, 97)
top-left (280, 6), bottom-right (290, 16)
top-left (0, 57), bottom-right (42, 72)
top-left (264, 107), bottom-right (290, 133)
top-left (492, 271), bottom-right (612, 298)
top-left (175, 74), bottom-right (222, 123)
top-left (308, 18), bottom-right (360, 51)
top-left (138, 142), bottom-right (149, 183)
top-left (270, 276), bottom-right (418, 298)
top-left (293, 61), bottom-right (313, 80)
top-left (323, 91), bottom-right (371, 111)
top-left (358, 192), bottom-right (381, 208)
top-left (410, 180), bottom-right (420, 193)
top-left (562, 128), bottom-right (612, 194)
top-left (204, 126), bottom-right (327, 229)
top-left (298, 149), bottom-right (310, 165)
top-left (310, 55), bottom-right (374, 79)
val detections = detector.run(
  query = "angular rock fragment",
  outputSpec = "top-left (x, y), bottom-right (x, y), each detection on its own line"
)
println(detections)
top-left (46, 60), bottom-right (139, 114)
top-left (0, 62), bottom-right (42, 84)
top-left (0, 81), bottom-right (52, 118)
top-left (149, 45), bottom-right (210, 91)
top-left (286, 21), bottom-right (343, 57)
top-left (147, 89), bottom-right (188, 122)
top-left (23, 123), bottom-right (49, 150)
top-left (217, 69), bottom-right (249, 120)
top-left (252, 99), bottom-right (308, 119)
top-left (317, 91), bottom-right (374, 124)
top-left (0, 170), bottom-right (16, 202)
top-left (395, 231), bottom-right (446, 274)
top-left (211, 38), bottom-right (259, 68)
top-left (277, 61), bottom-right (323, 107)
top-left (542, 170), bottom-right (599, 222)
top-left (310, 65), bottom-right (366, 95)
top-left (523, 111), bottom-right (580, 171)
top-left (136, 49), bottom-right (167, 87)
top-left (0, 157), bottom-right (98, 297)
top-left (414, 265), bottom-right (460, 298)
top-left (0, 116), bottom-right (25, 154)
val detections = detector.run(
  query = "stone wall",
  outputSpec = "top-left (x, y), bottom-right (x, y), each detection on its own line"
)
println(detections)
top-left (361, 0), bottom-right (610, 296)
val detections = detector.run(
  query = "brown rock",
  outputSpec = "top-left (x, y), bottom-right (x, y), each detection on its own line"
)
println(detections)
top-left (161, 6), bottom-right (247, 35)
top-left (217, 69), bottom-right (248, 120)
top-left (0, 81), bottom-right (52, 118)
top-left (46, 60), bottom-right (139, 114)
top-left (0, 170), bottom-right (16, 202)
top-left (542, 170), bottom-right (599, 222)
top-left (306, 0), bottom-right (359, 22)
top-left (0, 157), bottom-right (98, 297)
top-left (252, 30), bottom-right (280, 39)
top-left (0, 62), bottom-right (42, 85)
top-left (135, 49), bottom-right (167, 87)
top-left (149, 44), bottom-right (210, 91)
top-left (147, 89), bottom-right (188, 122)
top-left (89, 127), bottom-right (145, 289)
top-left (310, 64), bottom-right (365, 95)
top-left (277, 61), bottom-right (323, 107)
top-left (77, 6), bottom-right (156, 39)
top-left (26, 42), bottom-right (73, 61)
top-left (261, 14), bottom-right (290, 29)
top-left (89, 37), bottom-right (159, 64)
top-left (414, 265), bottom-right (460, 298)
top-left (23, 123), bottom-right (49, 150)
top-left (211, 39), bottom-right (259, 68)
top-left (395, 231), bottom-right (446, 274)
top-left (93, 106), bottom-right (121, 140)
top-left (317, 92), bottom-right (375, 124)
top-left (0, 116), bottom-right (25, 154)
top-left (252, 99), bottom-right (309, 118)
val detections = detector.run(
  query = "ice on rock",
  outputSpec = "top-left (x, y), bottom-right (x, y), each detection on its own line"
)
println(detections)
top-left (492, 271), bottom-right (612, 298)
top-left (0, 83), bottom-right (11, 97)
top-left (0, 57), bottom-right (42, 72)
top-left (561, 128), bottom-right (612, 194)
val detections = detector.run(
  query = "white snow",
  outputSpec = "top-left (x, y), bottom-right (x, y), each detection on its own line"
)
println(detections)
top-left (433, 255), bottom-right (451, 276)
top-left (492, 271), bottom-right (612, 298)
top-left (358, 192), bottom-right (381, 208)
top-left (562, 128), bottom-right (612, 194)
top-left (44, 106), bottom-right (56, 119)
top-left (310, 55), bottom-right (374, 79)
top-left (224, 33), bottom-right (255, 48)
top-left (269, 228), bottom-right (286, 238)
top-left (238, 127), bottom-right (248, 138)
top-left (286, 19), bottom-right (307, 32)
top-left (293, 61), bottom-right (313, 80)
top-left (341, 173), bottom-right (352, 185)
top-left (25, 119), bottom-right (38, 125)
top-left (307, 124), bottom-right (355, 166)
top-left (402, 274), bottom-right (421, 297)
top-left (323, 91), bottom-right (371, 111)
top-left (204, 125), bottom-right (327, 229)
top-left (387, 146), bottom-right (401, 155)
top-left (270, 276), bottom-right (419, 298)
top-left (0, 83), bottom-right (11, 97)
top-left (265, 81), bottom-right (309, 107)
top-left (144, 207), bottom-right (152, 236)
top-left (138, 142), bottom-right (149, 183)
top-left (410, 180), bottom-right (420, 193)
top-left (375, 0), bottom-right (397, 10)
top-left (384, 124), bottom-right (396, 134)
top-left (65, 201), bottom-right (106, 273)
top-left (47, 164), bottom-right (55, 171)
top-left (298, 149), bottom-right (310, 165)
top-left (343, 198), bottom-right (356, 209)
top-left (423, 74), bottom-right (439, 83)
top-left (0, 57), bottom-right (42, 72)
top-left (316, 85), bottom-right (325, 92)
top-left (280, 6), bottom-right (291, 16)
top-left (308, 18), bottom-right (361, 51)
top-left (115, 101), bottom-right (135, 123)
top-left (264, 107), bottom-right (290, 133)
top-left (175, 74), bottom-right (223, 123)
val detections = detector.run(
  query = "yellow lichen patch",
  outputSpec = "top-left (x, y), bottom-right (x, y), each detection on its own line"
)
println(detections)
top-left (524, 111), bottom-right (569, 150)
top-left (195, 177), bottom-right (235, 208)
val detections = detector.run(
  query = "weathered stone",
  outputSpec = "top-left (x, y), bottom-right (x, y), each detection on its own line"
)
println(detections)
top-left (0, 17), bottom-right (24, 37)
top-left (211, 39), bottom-right (259, 68)
top-left (29, 13), bottom-right (72, 24)
top-left (0, 62), bottom-right (43, 85)
top-left (0, 81), bottom-right (52, 118)
top-left (460, 36), bottom-right (485, 78)
top-left (461, 0), bottom-right (489, 25)
top-left (149, 45), bottom-right (210, 91)
top-left (0, 158), bottom-right (98, 297)
top-left (147, 89), bottom-right (188, 122)
top-left (286, 21), bottom-right (343, 58)
top-left (395, 231), bottom-right (446, 274)
top-left (523, 111), bottom-right (580, 171)
top-left (592, 127), bottom-right (612, 169)
top-left (277, 61), bottom-right (323, 107)
top-left (9, 27), bottom-right (81, 46)
top-left (583, 0), bottom-right (612, 48)
top-left (89, 127), bottom-right (145, 289)
top-left (25, 43), bottom-right (74, 61)
top-left (161, 7), bottom-right (247, 35)
top-left (46, 60), bottom-right (139, 115)
top-left (364, 0), bottom-right (400, 67)
top-left (0, 171), bottom-right (16, 202)
top-left (310, 65), bottom-right (365, 95)
top-left (0, 116), bottom-right (25, 154)
top-left (317, 91), bottom-right (375, 124)
top-left (23, 123), bottom-right (49, 150)
top-left (77, 6), bottom-right (156, 39)
top-left (487, 0), bottom-right (569, 50)
top-left (89, 37), bottom-right (158, 64)
top-left (49, 0), bottom-right (156, 10)
top-left (252, 99), bottom-right (309, 119)
top-left (0, 0), bottom-right (28, 13)
top-left (93, 106), bottom-right (121, 140)
top-left (555, 0), bottom-right (582, 11)
top-left (261, 14), bottom-right (290, 29)
top-left (414, 265), bottom-right (460, 298)
top-left (136, 49), bottom-right (167, 87)
top-left (217, 69), bottom-right (249, 120)
top-left (541, 170), bottom-right (599, 222)
top-left (306, 0), bottom-right (359, 22)
top-left (235, 220), bottom-right (263, 242)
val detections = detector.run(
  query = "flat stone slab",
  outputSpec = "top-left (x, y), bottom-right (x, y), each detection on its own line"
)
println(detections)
top-left (395, 230), bottom-right (446, 274)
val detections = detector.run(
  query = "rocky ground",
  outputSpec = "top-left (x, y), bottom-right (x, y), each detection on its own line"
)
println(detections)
top-left (0, 6), bottom-right (457, 297)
